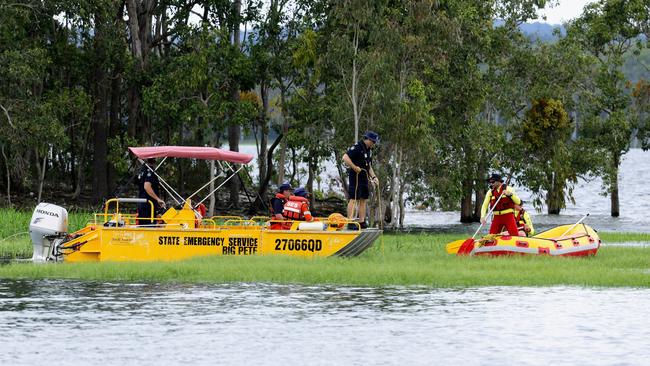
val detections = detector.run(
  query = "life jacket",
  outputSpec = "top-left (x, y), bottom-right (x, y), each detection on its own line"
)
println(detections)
top-left (270, 193), bottom-right (288, 215)
top-left (489, 184), bottom-right (515, 212)
top-left (194, 203), bottom-right (207, 228)
top-left (282, 196), bottom-right (313, 221)
top-left (516, 209), bottom-right (526, 227)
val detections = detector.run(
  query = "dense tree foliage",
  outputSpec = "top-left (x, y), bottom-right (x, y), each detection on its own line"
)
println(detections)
top-left (1, 0), bottom-right (649, 225)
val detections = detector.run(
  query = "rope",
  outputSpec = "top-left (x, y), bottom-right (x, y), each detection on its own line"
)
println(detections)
top-left (353, 167), bottom-right (384, 258)
top-left (352, 169), bottom-right (361, 220)
top-left (0, 231), bottom-right (29, 244)
top-left (375, 177), bottom-right (384, 256)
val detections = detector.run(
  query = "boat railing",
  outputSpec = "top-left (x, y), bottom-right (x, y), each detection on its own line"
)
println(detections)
top-left (96, 198), bottom-right (154, 226)
top-left (265, 216), bottom-right (358, 231)
top-left (210, 216), bottom-right (244, 225)
top-left (222, 218), bottom-right (263, 228)
top-left (92, 200), bottom-right (359, 232)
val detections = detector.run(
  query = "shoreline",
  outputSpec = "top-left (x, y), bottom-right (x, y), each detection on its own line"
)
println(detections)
top-left (0, 233), bottom-right (649, 288)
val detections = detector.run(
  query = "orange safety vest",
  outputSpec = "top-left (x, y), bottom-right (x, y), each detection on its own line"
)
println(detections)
top-left (490, 184), bottom-right (515, 212)
top-left (282, 196), bottom-right (313, 221)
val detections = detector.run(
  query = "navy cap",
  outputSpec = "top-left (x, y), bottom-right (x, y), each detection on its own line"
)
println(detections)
top-left (294, 187), bottom-right (310, 197)
top-left (486, 173), bottom-right (503, 183)
top-left (279, 182), bottom-right (293, 192)
top-left (363, 131), bottom-right (380, 143)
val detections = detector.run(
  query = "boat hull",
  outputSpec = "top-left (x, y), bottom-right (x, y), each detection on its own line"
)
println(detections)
top-left (60, 225), bottom-right (381, 262)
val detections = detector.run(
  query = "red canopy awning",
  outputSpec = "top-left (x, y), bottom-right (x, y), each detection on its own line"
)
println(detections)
top-left (129, 146), bottom-right (253, 164)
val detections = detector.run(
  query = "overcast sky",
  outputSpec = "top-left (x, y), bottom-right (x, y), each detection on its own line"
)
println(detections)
top-left (533, 0), bottom-right (597, 24)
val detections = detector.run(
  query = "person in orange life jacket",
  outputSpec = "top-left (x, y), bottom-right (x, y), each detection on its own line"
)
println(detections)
top-left (342, 131), bottom-right (379, 229)
top-left (480, 173), bottom-right (521, 236)
top-left (269, 183), bottom-right (293, 230)
top-left (270, 182), bottom-right (293, 219)
top-left (282, 187), bottom-right (313, 222)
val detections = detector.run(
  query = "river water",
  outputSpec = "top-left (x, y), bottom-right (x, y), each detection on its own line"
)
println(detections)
top-left (242, 146), bottom-right (650, 233)
top-left (1, 280), bottom-right (649, 366)
top-left (403, 148), bottom-right (650, 233)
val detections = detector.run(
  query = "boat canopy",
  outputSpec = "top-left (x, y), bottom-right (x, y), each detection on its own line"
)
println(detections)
top-left (129, 146), bottom-right (253, 164)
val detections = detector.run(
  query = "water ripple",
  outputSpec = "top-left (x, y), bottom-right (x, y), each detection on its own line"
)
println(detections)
top-left (1, 280), bottom-right (649, 365)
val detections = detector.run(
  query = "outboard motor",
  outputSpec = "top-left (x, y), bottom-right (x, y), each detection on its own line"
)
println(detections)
top-left (29, 203), bottom-right (68, 262)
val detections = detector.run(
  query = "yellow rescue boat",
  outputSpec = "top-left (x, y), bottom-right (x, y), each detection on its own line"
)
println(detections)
top-left (448, 223), bottom-right (600, 257)
top-left (29, 146), bottom-right (381, 262)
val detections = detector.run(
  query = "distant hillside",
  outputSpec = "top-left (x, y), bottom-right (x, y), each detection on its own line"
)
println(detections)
top-left (520, 22), bottom-right (565, 41)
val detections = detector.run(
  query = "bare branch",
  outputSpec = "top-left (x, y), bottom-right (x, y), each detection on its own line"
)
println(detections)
top-left (0, 104), bottom-right (15, 128)
top-left (0, 3), bottom-right (36, 10)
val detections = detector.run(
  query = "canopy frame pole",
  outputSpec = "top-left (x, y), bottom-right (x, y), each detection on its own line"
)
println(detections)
top-left (196, 164), bottom-right (244, 206)
top-left (186, 169), bottom-right (225, 202)
top-left (225, 160), bottom-right (255, 208)
top-left (140, 160), bottom-right (184, 206)
top-left (154, 157), bottom-right (168, 171)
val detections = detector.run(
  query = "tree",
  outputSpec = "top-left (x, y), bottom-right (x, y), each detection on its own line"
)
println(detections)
top-left (567, 0), bottom-right (648, 216)
top-left (517, 99), bottom-right (576, 213)
top-left (491, 35), bottom-right (594, 214)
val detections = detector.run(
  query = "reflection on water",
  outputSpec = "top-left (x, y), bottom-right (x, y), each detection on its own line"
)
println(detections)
top-left (1, 280), bottom-right (650, 366)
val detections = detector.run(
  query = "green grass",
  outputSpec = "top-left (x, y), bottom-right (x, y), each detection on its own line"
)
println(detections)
top-left (0, 208), bottom-right (93, 259)
top-left (0, 232), bottom-right (649, 287)
top-left (598, 232), bottom-right (650, 243)
top-left (1, 208), bottom-right (649, 287)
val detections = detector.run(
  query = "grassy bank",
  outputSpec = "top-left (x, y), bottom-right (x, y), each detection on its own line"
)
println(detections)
top-left (0, 232), bottom-right (649, 287)
top-left (1, 208), bottom-right (649, 287)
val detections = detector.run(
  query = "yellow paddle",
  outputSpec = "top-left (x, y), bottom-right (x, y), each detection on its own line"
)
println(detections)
top-left (445, 239), bottom-right (467, 254)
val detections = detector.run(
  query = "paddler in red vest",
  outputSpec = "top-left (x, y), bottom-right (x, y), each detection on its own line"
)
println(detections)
top-left (480, 173), bottom-right (521, 236)
top-left (282, 187), bottom-right (314, 222)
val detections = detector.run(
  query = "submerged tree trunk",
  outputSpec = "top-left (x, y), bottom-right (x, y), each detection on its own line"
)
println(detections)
top-left (398, 177), bottom-right (405, 228)
top-left (228, 127), bottom-right (240, 208)
top-left (91, 9), bottom-right (110, 202)
top-left (277, 87), bottom-right (289, 185)
top-left (460, 178), bottom-right (474, 223)
top-left (388, 151), bottom-right (398, 228)
top-left (547, 172), bottom-right (563, 215)
top-left (228, 0), bottom-right (242, 209)
top-left (474, 161), bottom-right (487, 221)
top-left (252, 133), bottom-right (283, 213)
top-left (334, 149), bottom-right (348, 197)
top-left (1, 145), bottom-right (11, 206)
top-left (258, 83), bottom-right (269, 187)
top-left (307, 156), bottom-right (315, 214)
top-left (208, 160), bottom-right (217, 216)
top-left (108, 60), bottom-right (122, 194)
top-left (611, 153), bottom-right (620, 217)
top-left (72, 120), bottom-right (93, 200)
top-left (389, 148), bottom-right (403, 228)
top-left (35, 149), bottom-right (48, 203)
top-left (473, 187), bottom-right (485, 222)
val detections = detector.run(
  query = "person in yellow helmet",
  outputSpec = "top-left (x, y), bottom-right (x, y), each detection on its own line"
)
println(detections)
top-left (514, 204), bottom-right (535, 237)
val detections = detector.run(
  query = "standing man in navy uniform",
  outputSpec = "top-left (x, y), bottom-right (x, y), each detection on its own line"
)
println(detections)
top-left (137, 158), bottom-right (166, 225)
top-left (342, 131), bottom-right (379, 229)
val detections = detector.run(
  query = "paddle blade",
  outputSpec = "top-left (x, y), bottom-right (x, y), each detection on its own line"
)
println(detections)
top-left (445, 239), bottom-right (467, 254)
top-left (457, 239), bottom-right (476, 256)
